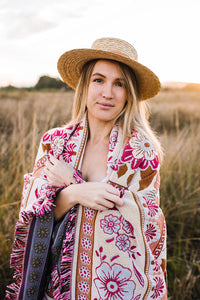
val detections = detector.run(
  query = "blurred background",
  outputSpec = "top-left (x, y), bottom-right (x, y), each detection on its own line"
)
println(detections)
top-left (0, 0), bottom-right (200, 299)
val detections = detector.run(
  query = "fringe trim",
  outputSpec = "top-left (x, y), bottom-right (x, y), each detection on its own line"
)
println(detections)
top-left (5, 220), bottom-right (30, 299)
top-left (32, 197), bottom-right (56, 216)
top-left (31, 184), bottom-right (57, 216)
top-left (53, 206), bottom-right (78, 300)
top-left (20, 185), bottom-right (57, 223)
top-left (6, 186), bottom-right (57, 299)
top-left (5, 283), bottom-right (20, 300)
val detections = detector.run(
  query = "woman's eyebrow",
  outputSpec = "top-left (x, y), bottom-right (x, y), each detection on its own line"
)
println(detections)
top-left (91, 72), bottom-right (105, 78)
top-left (91, 73), bottom-right (125, 81)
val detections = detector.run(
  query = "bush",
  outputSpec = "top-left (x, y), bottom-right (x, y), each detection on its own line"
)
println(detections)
top-left (34, 75), bottom-right (71, 90)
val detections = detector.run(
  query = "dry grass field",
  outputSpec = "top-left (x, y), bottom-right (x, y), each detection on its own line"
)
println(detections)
top-left (0, 87), bottom-right (200, 299)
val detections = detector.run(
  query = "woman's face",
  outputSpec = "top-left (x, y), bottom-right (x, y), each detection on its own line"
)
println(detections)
top-left (86, 60), bottom-right (127, 125)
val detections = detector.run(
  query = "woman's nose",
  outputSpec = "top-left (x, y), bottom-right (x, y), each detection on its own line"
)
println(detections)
top-left (102, 83), bottom-right (113, 99)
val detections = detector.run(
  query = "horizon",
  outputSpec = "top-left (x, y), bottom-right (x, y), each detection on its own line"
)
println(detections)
top-left (1, 77), bottom-right (200, 90)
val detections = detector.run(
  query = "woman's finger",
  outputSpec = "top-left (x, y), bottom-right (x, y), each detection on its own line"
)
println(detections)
top-left (58, 155), bottom-right (65, 162)
top-left (95, 205), bottom-right (108, 211)
top-left (44, 168), bottom-right (54, 181)
top-left (45, 161), bottom-right (61, 176)
top-left (98, 199), bottom-right (115, 209)
top-left (105, 184), bottom-right (120, 196)
top-left (45, 160), bottom-right (54, 170)
top-left (49, 155), bottom-right (58, 165)
top-left (44, 168), bottom-right (60, 183)
top-left (107, 193), bottom-right (123, 206)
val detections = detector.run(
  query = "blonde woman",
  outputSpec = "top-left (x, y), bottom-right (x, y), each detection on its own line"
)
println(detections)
top-left (6, 38), bottom-right (167, 300)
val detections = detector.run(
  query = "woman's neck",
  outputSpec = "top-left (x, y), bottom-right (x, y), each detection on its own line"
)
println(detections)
top-left (87, 117), bottom-right (114, 144)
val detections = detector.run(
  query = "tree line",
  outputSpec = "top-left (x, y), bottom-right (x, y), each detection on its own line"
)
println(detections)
top-left (0, 75), bottom-right (72, 91)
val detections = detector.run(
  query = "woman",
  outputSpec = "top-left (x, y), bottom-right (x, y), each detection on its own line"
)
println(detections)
top-left (6, 38), bottom-right (167, 299)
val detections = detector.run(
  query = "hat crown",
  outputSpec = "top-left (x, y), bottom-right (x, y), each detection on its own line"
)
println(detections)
top-left (91, 37), bottom-right (138, 61)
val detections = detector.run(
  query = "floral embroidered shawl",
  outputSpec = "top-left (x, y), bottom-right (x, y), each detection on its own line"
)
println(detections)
top-left (6, 115), bottom-right (167, 300)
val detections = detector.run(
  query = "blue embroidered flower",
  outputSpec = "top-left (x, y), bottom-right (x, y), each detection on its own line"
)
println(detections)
top-left (27, 286), bottom-right (37, 297)
top-left (29, 271), bottom-right (40, 282)
top-left (37, 226), bottom-right (49, 238)
top-left (53, 245), bottom-right (62, 255)
top-left (31, 256), bottom-right (43, 268)
top-left (34, 241), bottom-right (47, 254)
top-left (39, 213), bottom-right (51, 223)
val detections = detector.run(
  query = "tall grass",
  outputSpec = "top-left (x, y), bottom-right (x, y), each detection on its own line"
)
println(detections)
top-left (0, 90), bottom-right (73, 299)
top-left (149, 89), bottom-right (200, 299)
top-left (160, 128), bottom-right (200, 299)
top-left (0, 88), bottom-right (200, 299)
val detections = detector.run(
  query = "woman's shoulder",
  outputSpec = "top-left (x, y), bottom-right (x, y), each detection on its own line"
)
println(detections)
top-left (123, 129), bottom-right (159, 169)
top-left (36, 124), bottom-right (76, 158)
top-left (129, 129), bottom-right (156, 151)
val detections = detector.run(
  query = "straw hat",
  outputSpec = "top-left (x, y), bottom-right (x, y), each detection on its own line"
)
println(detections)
top-left (57, 37), bottom-right (161, 100)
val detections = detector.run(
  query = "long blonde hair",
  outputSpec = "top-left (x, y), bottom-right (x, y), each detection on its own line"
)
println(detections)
top-left (69, 59), bottom-right (163, 162)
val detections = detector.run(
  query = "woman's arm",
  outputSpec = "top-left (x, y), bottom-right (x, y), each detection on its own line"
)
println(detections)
top-left (44, 154), bottom-right (76, 186)
top-left (54, 182), bottom-right (123, 220)
top-left (44, 155), bottom-right (123, 220)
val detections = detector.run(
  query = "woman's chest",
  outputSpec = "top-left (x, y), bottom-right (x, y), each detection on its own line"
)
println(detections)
top-left (80, 142), bottom-right (108, 182)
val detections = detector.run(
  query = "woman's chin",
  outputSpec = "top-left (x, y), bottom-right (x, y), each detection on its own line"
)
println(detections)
top-left (87, 109), bottom-right (118, 124)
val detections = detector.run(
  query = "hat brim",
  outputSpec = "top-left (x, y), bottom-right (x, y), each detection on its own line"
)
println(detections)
top-left (57, 48), bottom-right (161, 100)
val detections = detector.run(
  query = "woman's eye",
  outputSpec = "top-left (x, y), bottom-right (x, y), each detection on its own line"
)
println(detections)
top-left (115, 81), bottom-right (124, 87)
top-left (94, 78), bottom-right (102, 83)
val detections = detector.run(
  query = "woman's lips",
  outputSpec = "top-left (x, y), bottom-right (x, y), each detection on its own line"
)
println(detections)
top-left (97, 102), bottom-right (114, 109)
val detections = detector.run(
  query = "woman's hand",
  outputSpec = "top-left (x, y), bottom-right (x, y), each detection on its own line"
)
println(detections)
top-left (44, 155), bottom-right (75, 187)
top-left (54, 182), bottom-right (123, 220)
top-left (68, 182), bottom-right (123, 210)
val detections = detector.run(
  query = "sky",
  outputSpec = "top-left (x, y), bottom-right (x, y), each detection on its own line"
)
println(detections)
top-left (0, 0), bottom-right (199, 87)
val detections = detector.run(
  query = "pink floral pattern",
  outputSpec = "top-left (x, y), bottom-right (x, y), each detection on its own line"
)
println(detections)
top-left (24, 174), bottom-right (30, 188)
top-left (116, 234), bottom-right (130, 252)
top-left (80, 252), bottom-right (91, 265)
top-left (119, 132), bottom-right (159, 170)
top-left (109, 158), bottom-right (119, 172)
top-left (36, 183), bottom-right (52, 199)
top-left (99, 214), bottom-right (144, 287)
top-left (109, 129), bottom-right (118, 152)
top-left (78, 295), bottom-right (88, 300)
top-left (51, 136), bottom-right (65, 157)
top-left (145, 223), bottom-right (160, 243)
top-left (100, 215), bottom-right (121, 234)
top-left (79, 266), bottom-right (90, 279)
top-left (78, 281), bottom-right (89, 294)
top-left (81, 237), bottom-right (92, 250)
top-left (145, 198), bottom-right (159, 217)
top-left (62, 142), bottom-right (76, 163)
top-left (122, 219), bottom-right (135, 235)
top-left (94, 262), bottom-right (136, 300)
top-left (84, 207), bottom-right (95, 220)
top-left (50, 129), bottom-right (69, 157)
top-left (151, 277), bottom-right (165, 299)
top-left (42, 131), bottom-right (51, 142)
top-left (72, 123), bottom-right (83, 137)
top-left (83, 222), bottom-right (93, 236)
top-left (152, 260), bottom-right (162, 272)
top-left (77, 204), bottom-right (95, 299)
